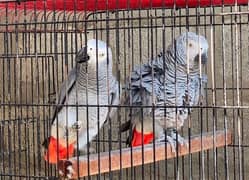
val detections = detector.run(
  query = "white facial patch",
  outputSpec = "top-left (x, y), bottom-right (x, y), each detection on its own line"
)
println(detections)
top-left (86, 39), bottom-right (108, 64)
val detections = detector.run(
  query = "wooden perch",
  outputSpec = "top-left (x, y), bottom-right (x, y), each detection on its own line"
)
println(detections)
top-left (58, 130), bottom-right (232, 179)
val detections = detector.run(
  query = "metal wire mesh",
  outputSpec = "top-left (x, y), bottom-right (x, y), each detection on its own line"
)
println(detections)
top-left (0, 1), bottom-right (248, 180)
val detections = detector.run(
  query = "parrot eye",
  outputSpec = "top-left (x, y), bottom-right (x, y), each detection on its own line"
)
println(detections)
top-left (189, 43), bottom-right (192, 47)
top-left (72, 122), bottom-right (81, 131)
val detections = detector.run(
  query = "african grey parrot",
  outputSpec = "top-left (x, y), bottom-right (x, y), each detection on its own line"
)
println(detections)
top-left (121, 32), bottom-right (208, 150)
top-left (42, 39), bottom-right (120, 164)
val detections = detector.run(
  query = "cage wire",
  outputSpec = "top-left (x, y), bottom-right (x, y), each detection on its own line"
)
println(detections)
top-left (0, 0), bottom-right (248, 180)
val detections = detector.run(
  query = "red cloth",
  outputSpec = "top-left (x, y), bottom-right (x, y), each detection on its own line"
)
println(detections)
top-left (44, 136), bottom-right (75, 164)
top-left (0, 0), bottom-right (247, 11)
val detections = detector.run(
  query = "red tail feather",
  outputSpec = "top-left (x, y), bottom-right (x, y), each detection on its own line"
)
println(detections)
top-left (44, 136), bottom-right (75, 164)
top-left (131, 128), bottom-right (154, 147)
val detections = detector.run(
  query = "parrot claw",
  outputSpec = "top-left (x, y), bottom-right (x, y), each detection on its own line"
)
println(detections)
top-left (58, 147), bottom-right (95, 179)
top-left (159, 135), bottom-right (177, 152)
top-left (59, 161), bottom-right (75, 179)
top-left (156, 134), bottom-right (177, 153)
top-left (156, 130), bottom-right (188, 153)
top-left (66, 165), bottom-right (75, 179)
top-left (170, 130), bottom-right (188, 147)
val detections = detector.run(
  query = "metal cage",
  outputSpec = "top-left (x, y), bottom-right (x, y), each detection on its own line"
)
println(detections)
top-left (0, 1), bottom-right (248, 179)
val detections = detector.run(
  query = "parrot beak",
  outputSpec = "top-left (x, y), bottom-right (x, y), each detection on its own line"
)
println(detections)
top-left (200, 52), bottom-right (208, 64)
top-left (194, 52), bottom-right (208, 65)
top-left (76, 47), bottom-right (90, 63)
top-left (131, 128), bottom-right (154, 147)
top-left (43, 136), bottom-right (75, 164)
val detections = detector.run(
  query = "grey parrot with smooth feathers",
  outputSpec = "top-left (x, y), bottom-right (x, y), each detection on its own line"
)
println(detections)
top-left (43, 39), bottom-right (120, 164)
top-left (121, 32), bottom-right (208, 149)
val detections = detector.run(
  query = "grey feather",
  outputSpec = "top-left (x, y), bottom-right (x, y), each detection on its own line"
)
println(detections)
top-left (51, 66), bottom-right (78, 123)
top-left (52, 47), bottom-right (89, 123)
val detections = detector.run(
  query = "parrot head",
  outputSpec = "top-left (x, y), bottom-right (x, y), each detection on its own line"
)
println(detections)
top-left (76, 39), bottom-right (112, 67)
top-left (173, 32), bottom-right (209, 69)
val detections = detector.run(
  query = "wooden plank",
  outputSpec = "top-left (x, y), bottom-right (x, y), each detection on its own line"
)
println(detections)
top-left (58, 130), bottom-right (232, 179)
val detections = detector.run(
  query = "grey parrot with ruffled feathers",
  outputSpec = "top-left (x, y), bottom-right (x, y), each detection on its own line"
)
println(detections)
top-left (121, 32), bottom-right (208, 150)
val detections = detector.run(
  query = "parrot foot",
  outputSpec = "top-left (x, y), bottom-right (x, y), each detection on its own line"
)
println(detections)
top-left (156, 130), bottom-right (188, 153)
top-left (58, 160), bottom-right (75, 179)
top-left (59, 147), bottom-right (95, 179)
